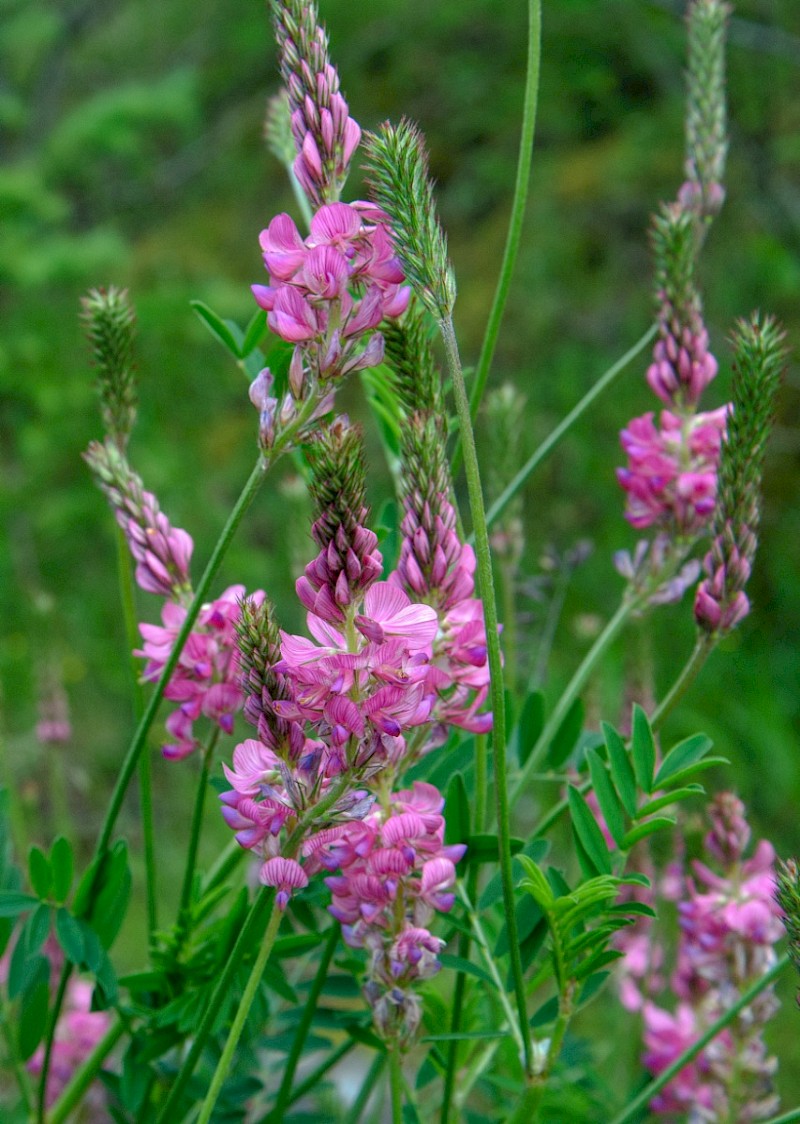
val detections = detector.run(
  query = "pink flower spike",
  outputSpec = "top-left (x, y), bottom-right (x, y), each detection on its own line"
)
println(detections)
top-left (260, 856), bottom-right (309, 909)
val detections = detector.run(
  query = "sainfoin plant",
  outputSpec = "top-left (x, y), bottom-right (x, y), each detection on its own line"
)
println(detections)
top-left (2, 1), bottom-right (799, 1122)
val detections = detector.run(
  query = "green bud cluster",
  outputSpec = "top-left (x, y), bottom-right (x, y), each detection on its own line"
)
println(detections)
top-left (81, 286), bottom-right (137, 450)
top-left (235, 594), bottom-right (283, 703)
top-left (263, 89), bottom-right (296, 169)
top-left (684, 0), bottom-right (731, 216)
top-left (305, 417), bottom-right (370, 550)
top-left (382, 297), bottom-right (442, 418)
top-left (364, 119), bottom-right (456, 320)
top-left (650, 203), bottom-right (703, 335)
top-left (399, 410), bottom-right (451, 517)
top-left (715, 314), bottom-right (787, 547)
top-left (775, 859), bottom-right (800, 997)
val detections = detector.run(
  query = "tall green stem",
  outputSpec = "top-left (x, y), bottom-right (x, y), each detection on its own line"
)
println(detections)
top-left (389, 1048), bottom-right (404, 1124)
top-left (176, 727), bottom-right (220, 932)
top-left (196, 905), bottom-right (284, 1124)
top-left (481, 326), bottom-right (657, 536)
top-left (451, 0), bottom-right (542, 474)
top-left (649, 634), bottom-right (715, 731)
top-left (271, 925), bottom-right (340, 1118)
top-left (509, 593), bottom-right (643, 810)
top-left (154, 885), bottom-right (275, 1123)
top-left (115, 522), bottom-right (158, 937)
top-left (441, 315), bottom-right (533, 1076)
top-left (46, 1017), bottom-right (126, 1124)
top-left (609, 953), bottom-right (789, 1124)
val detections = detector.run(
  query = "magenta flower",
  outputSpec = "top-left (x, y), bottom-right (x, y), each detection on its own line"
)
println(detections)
top-left (260, 856), bottom-right (309, 909)
top-left (136, 585), bottom-right (264, 759)
top-left (28, 979), bottom-right (110, 1109)
top-left (617, 407), bottom-right (727, 535)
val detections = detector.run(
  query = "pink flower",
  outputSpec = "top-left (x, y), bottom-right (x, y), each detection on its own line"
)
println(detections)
top-left (260, 856), bottom-right (309, 909)
top-left (28, 979), bottom-right (110, 1108)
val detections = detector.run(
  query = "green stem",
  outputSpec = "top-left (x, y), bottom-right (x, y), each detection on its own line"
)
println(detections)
top-left (115, 523), bottom-right (158, 937)
top-left (451, 0), bottom-right (542, 474)
top-left (441, 740), bottom-right (486, 1124)
top-left (196, 904), bottom-right (284, 1124)
top-left (46, 1017), bottom-right (126, 1124)
top-left (176, 727), bottom-right (220, 931)
top-left (649, 634), bottom-right (716, 732)
top-left (271, 925), bottom-right (340, 1117)
top-left (347, 1052), bottom-right (386, 1124)
top-left (457, 884), bottom-right (524, 1059)
top-left (389, 1049), bottom-right (403, 1124)
top-left (441, 314), bottom-right (533, 1077)
top-left (481, 326), bottom-right (657, 536)
top-left (37, 963), bottom-right (70, 1123)
top-left (275, 1039), bottom-right (353, 1116)
top-left (609, 953), bottom-right (789, 1124)
top-left (201, 836), bottom-right (247, 895)
top-left (509, 593), bottom-right (643, 811)
top-left (153, 886), bottom-right (275, 1124)
top-left (762, 1111), bottom-right (800, 1124)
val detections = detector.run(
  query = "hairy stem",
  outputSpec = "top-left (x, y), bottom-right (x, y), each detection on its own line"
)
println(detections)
top-left (481, 326), bottom-right (657, 536)
top-left (389, 1048), bottom-right (403, 1124)
top-left (196, 905), bottom-right (284, 1124)
top-left (509, 593), bottom-right (643, 810)
top-left (176, 727), bottom-right (220, 935)
top-left (451, 0), bottom-right (542, 474)
top-left (271, 924), bottom-right (340, 1117)
top-left (114, 523), bottom-right (157, 937)
top-left (441, 314), bottom-right (533, 1076)
top-left (46, 1017), bottom-right (126, 1124)
top-left (649, 634), bottom-right (716, 731)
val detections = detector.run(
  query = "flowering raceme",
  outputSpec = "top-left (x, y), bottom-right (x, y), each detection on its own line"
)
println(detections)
top-left (617, 406), bottom-right (727, 535)
top-left (219, 416), bottom-right (490, 1042)
top-left (85, 439), bottom-right (264, 759)
top-left (624, 795), bottom-right (782, 1122)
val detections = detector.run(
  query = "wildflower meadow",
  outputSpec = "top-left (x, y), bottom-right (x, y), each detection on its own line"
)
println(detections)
top-left (1, 0), bottom-right (799, 1121)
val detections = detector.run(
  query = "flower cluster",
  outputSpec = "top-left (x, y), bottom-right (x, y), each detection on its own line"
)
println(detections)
top-left (617, 406), bottom-right (727, 536)
top-left (249, 203), bottom-right (409, 450)
top-left (319, 784), bottom-right (464, 1045)
top-left (137, 586), bottom-right (264, 760)
top-left (272, 0), bottom-right (361, 207)
top-left (86, 439), bottom-right (262, 759)
top-left (632, 795), bottom-right (782, 1121)
top-left (618, 205), bottom-right (728, 546)
top-left (219, 416), bottom-right (489, 1043)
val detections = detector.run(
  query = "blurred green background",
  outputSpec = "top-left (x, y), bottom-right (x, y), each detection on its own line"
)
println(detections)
top-left (1, 0), bottom-right (799, 1110)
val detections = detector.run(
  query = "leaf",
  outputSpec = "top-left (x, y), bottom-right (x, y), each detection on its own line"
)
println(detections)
top-left (630, 705), bottom-right (656, 792)
top-left (637, 786), bottom-right (704, 817)
top-left (602, 721), bottom-right (637, 816)
top-left (517, 855), bottom-right (555, 909)
top-left (516, 691), bottom-right (545, 766)
top-left (190, 300), bottom-right (243, 358)
top-left (494, 896), bottom-right (543, 956)
top-left (240, 309), bottom-right (268, 357)
top-left (86, 841), bottom-right (131, 949)
top-left (273, 933), bottom-right (326, 958)
top-left (586, 748), bottom-right (626, 847)
top-left (49, 837), bottom-right (73, 903)
top-left (479, 839), bottom-right (549, 909)
top-left (0, 890), bottom-right (39, 917)
top-left (653, 756), bottom-right (727, 790)
top-left (18, 979), bottom-right (49, 1061)
top-left (567, 786), bottom-right (612, 875)
top-left (445, 774), bottom-right (470, 847)
top-left (621, 817), bottom-right (677, 850)
top-left (530, 995), bottom-right (558, 1027)
top-left (464, 833), bottom-right (524, 865)
top-left (28, 846), bottom-right (52, 900)
top-left (26, 904), bottom-right (51, 954)
top-left (421, 1031), bottom-right (511, 1042)
top-left (55, 908), bottom-right (86, 965)
top-left (654, 733), bottom-right (713, 787)
top-left (546, 698), bottom-right (585, 768)
top-left (438, 953), bottom-right (495, 988)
